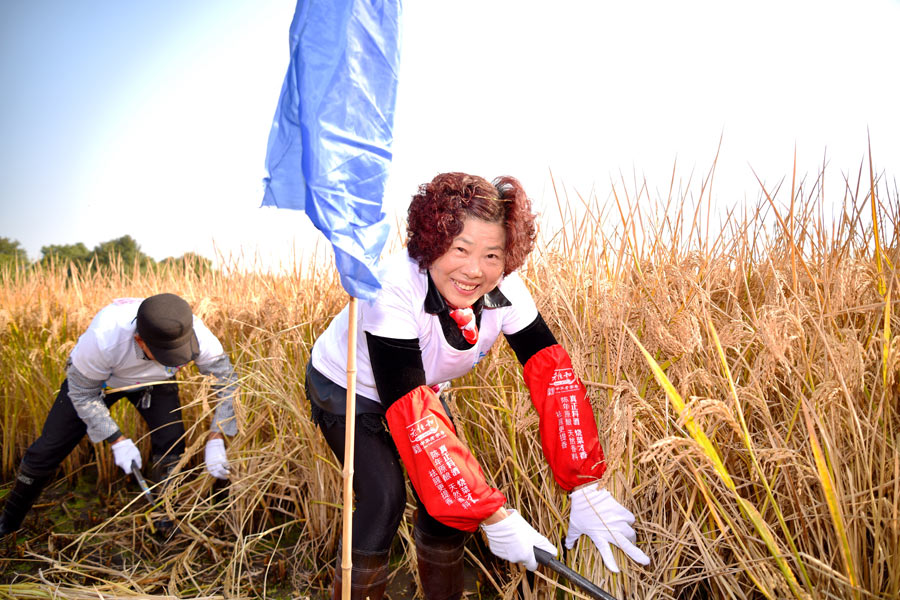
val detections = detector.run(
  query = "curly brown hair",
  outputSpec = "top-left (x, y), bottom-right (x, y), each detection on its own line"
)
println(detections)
top-left (406, 172), bottom-right (536, 275)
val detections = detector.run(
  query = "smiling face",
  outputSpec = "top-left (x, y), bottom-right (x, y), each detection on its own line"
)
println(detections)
top-left (428, 217), bottom-right (507, 308)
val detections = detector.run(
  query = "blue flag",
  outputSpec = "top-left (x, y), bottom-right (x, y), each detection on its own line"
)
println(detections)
top-left (262, 0), bottom-right (401, 300)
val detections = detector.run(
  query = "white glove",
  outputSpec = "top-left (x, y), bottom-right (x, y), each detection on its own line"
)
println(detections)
top-left (481, 509), bottom-right (558, 571)
top-left (565, 486), bottom-right (651, 572)
top-left (111, 438), bottom-right (142, 475)
top-left (204, 438), bottom-right (230, 479)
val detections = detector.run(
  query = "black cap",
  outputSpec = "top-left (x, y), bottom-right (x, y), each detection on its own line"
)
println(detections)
top-left (135, 293), bottom-right (199, 367)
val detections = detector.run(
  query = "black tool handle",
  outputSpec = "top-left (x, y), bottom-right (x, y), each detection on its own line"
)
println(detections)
top-left (131, 460), bottom-right (155, 505)
top-left (533, 547), bottom-right (620, 600)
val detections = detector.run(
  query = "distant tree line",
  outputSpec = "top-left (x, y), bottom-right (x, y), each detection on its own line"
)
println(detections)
top-left (0, 235), bottom-right (212, 272)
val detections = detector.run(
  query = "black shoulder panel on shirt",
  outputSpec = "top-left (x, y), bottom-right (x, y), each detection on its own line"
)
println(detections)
top-left (483, 285), bottom-right (512, 309)
top-left (504, 313), bottom-right (558, 366)
top-left (365, 332), bottom-right (427, 409)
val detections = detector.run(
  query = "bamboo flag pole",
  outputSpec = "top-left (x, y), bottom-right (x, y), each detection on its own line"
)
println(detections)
top-left (341, 296), bottom-right (359, 600)
top-left (262, 5), bottom-right (401, 597)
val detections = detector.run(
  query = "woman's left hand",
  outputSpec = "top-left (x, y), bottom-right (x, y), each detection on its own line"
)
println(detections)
top-left (565, 485), bottom-right (650, 572)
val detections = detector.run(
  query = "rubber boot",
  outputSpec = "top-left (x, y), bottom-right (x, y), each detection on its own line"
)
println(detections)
top-left (149, 453), bottom-right (182, 490)
top-left (331, 541), bottom-right (390, 600)
top-left (149, 453), bottom-right (181, 535)
top-left (0, 469), bottom-right (51, 537)
top-left (414, 524), bottom-right (467, 600)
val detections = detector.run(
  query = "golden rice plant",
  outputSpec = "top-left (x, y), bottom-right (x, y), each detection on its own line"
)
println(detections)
top-left (1, 152), bottom-right (898, 599)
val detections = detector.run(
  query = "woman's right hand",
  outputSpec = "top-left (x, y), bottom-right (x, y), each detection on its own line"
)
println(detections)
top-left (480, 509), bottom-right (557, 571)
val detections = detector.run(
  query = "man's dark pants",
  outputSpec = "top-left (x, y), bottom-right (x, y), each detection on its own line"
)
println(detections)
top-left (21, 379), bottom-right (186, 477)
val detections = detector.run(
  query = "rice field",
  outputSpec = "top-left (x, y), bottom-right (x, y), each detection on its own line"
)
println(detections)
top-left (1, 156), bottom-right (898, 599)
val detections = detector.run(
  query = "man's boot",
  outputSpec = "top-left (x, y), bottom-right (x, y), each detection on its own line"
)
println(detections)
top-left (414, 524), bottom-right (467, 600)
top-left (331, 541), bottom-right (390, 600)
top-left (149, 453), bottom-right (182, 490)
top-left (148, 453), bottom-right (181, 534)
top-left (0, 468), bottom-right (51, 537)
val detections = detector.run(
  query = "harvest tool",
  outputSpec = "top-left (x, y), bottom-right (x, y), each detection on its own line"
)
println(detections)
top-left (131, 460), bottom-right (155, 506)
top-left (534, 546), bottom-right (620, 600)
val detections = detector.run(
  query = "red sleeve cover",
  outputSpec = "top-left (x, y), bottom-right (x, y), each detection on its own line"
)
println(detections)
top-left (385, 385), bottom-right (506, 531)
top-left (522, 344), bottom-right (606, 490)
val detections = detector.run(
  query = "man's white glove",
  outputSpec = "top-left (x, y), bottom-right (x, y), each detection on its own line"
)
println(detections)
top-left (481, 509), bottom-right (558, 571)
top-left (111, 438), bottom-right (142, 475)
top-left (204, 438), bottom-right (230, 479)
top-left (565, 486), bottom-right (651, 572)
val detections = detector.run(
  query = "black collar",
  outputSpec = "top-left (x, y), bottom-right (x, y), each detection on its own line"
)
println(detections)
top-left (423, 271), bottom-right (512, 315)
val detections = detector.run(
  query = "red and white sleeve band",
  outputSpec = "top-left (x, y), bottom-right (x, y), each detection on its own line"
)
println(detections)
top-left (523, 344), bottom-right (606, 490)
top-left (385, 385), bottom-right (506, 532)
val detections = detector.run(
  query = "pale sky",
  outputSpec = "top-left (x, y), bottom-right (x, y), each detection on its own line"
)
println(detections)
top-left (2, 0), bottom-right (898, 268)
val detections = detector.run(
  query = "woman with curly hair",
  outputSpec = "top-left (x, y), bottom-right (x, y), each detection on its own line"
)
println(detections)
top-left (307, 172), bottom-right (650, 599)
